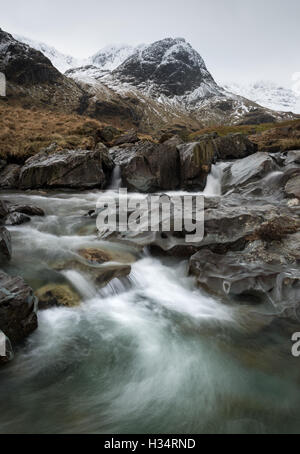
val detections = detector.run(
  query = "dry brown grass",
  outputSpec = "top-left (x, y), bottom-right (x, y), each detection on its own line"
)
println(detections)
top-left (189, 119), bottom-right (300, 143)
top-left (0, 103), bottom-right (115, 163)
top-left (249, 120), bottom-right (300, 152)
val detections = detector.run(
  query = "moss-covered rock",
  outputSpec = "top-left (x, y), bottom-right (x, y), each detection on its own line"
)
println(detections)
top-left (36, 284), bottom-right (81, 310)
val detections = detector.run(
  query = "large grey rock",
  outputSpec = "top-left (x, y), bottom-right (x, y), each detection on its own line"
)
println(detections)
top-left (222, 152), bottom-right (277, 193)
top-left (110, 141), bottom-right (180, 192)
top-left (104, 195), bottom-right (288, 256)
top-left (214, 133), bottom-right (258, 160)
top-left (0, 271), bottom-right (38, 344)
top-left (0, 164), bottom-right (21, 189)
top-left (19, 148), bottom-right (109, 189)
top-left (0, 227), bottom-right (11, 261)
top-left (189, 234), bottom-right (300, 308)
top-left (285, 174), bottom-right (300, 199)
top-left (177, 138), bottom-right (217, 190)
top-left (285, 150), bottom-right (300, 166)
top-left (8, 203), bottom-right (45, 217)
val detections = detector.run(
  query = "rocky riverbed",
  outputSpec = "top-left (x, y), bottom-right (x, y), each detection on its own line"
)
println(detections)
top-left (0, 134), bottom-right (300, 433)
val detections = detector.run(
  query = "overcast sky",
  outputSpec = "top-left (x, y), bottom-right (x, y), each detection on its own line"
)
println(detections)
top-left (0, 0), bottom-right (299, 87)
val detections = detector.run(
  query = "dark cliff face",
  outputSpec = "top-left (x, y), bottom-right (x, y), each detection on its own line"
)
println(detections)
top-left (0, 28), bottom-right (61, 85)
top-left (112, 37), bottom-right (218, 97)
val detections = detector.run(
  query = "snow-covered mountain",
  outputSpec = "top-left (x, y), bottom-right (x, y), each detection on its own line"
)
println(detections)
top-left (2, 29), bottom-right (296, 131)
top-left (223, 80), bottom-right (300, 114)
top-left (63, 37), bottom-right (294, 127)
top-left (64, 44), bottom-right (143, 85)
top-left (14, 33), bottom-right (300, 116)
top-left (14, 34), bottom-right (141, 75)
top-left (90, 44), bottom-right (143, 71)
top-left (107, 37), bottom-right (220, 99)
top-left (13, 34), bottom-right (85, 73)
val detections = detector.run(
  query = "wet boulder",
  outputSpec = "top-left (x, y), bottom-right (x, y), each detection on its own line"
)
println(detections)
top-left (214, 133), bottom-right (258, 160)
top-left (0, 271), bottom-right (38, 344)
top-left (189, 233), bottom-right (300, 307)
top-left (78, 247), bottom-right (136, 265)
top-left (4, 212), bottom-right (31, 226)
top-left (222, 152), bottom-right (277, 194)
top-left (19, 148), bottom-right (109, 189)
top-left (8, 204), bottom-right (45, 217)
top-left (160, 134), bottom-right (184, 146)
top-left (0, 199), bottom-right (9, 220)
top-left (0, 227), bottom-right (12, 261)
top-left (0, 164), bottom-right (21, 189)
top-left (284, 150), bottom-right (300, 166)
top-left (110, 141), bottom-right (180, 192)
top-left (177, 138), bottom-right (217, 190)
top-left (285, 174), bottom-right (300, 199)
top-left (53, 246), bottom-right (135, 288)
top-left (104, 196), bottom-right (282, 257)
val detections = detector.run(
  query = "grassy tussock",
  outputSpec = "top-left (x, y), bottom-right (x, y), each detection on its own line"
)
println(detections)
top-left (0, 104), bottom-right (109, 163)
top-left (188, 119), bottom-right (300, 141)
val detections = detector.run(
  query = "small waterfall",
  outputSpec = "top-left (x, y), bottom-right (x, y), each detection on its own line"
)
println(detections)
top-left (62, 270), bottom-right (97, 300)
top-left (203, 162), bottom-right (227, 197)
top-left (108, 166), bottom-right (122, 190)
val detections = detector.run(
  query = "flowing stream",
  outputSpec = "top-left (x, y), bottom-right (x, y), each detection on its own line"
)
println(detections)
top-left (1, 168), bottom-right (300, 434)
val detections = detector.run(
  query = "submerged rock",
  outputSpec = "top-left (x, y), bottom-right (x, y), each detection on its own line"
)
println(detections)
top-left (36, 284), bottom-right (81, 310)
top-left (0, 271), bottom-right (38, 344)
top-left (0, 200), bottom-right (45, 226)
top-left (4, 212), bottom-right (31, 226)
top-left (78, 247), bottom-right (136, 265)
top-left (53, 246), bottom-right (134, 288)
top-left (8, 204), bottom-right (45, 217)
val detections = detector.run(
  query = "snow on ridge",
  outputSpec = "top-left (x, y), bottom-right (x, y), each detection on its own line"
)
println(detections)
top-left (223, 80), bottom-right (300, 113)
top-left (13, 34), bottom-right (86, 72)
top-left (9, 33), bottom-right (298, 117)
top-left (90, 44), bottom-right (144, 71)
top-left (13, 34), bottom-right (143, 74)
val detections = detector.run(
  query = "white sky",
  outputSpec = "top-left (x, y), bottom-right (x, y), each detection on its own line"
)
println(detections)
top-left (0, 0), bottom-right (299, 88)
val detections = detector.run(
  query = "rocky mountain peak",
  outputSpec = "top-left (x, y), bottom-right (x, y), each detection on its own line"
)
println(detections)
top-left (111, 37), bottom-right (218, 97)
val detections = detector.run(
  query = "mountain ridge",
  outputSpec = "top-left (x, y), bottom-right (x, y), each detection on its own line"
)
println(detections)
top-left (1, 29), bottom-right (297, 133)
